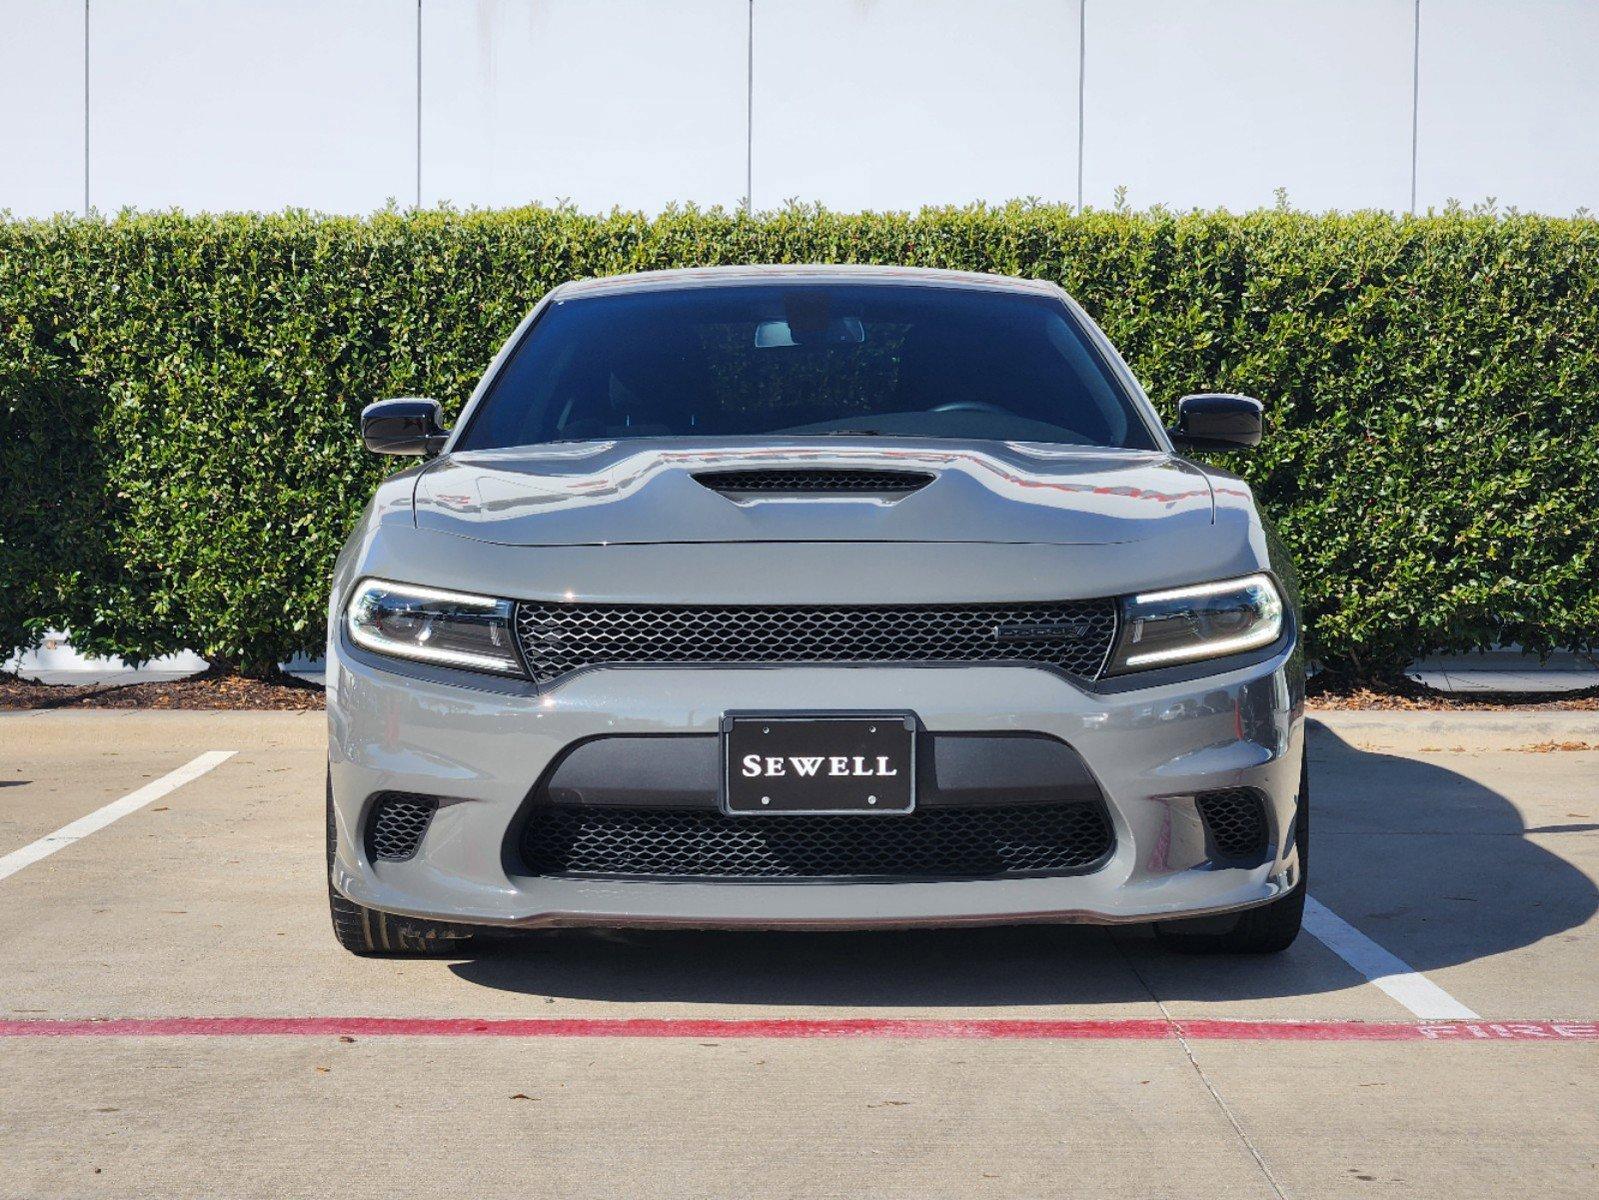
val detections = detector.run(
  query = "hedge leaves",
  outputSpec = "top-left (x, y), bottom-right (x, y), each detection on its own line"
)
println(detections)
top-left (1, 204), bottom-right (1594, 677)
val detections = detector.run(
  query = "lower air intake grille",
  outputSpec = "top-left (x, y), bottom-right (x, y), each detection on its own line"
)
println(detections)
top-left (520, 802), bottom-right (1114, 880)
top-left (694, 468), bottom-right (935, 494)
top-left (513, 598), bottom-right (1118, 684)
top-left (1195, 788), bottom-right (1269, 860)
top-left (365, 793), bottom-right (438, 863)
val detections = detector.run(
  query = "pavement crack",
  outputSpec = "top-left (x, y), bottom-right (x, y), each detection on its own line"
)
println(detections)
top-left (1167, 1017), bottom-right (1291, 1200)
top-left (1109, 931), bottom-right (1291, 1200)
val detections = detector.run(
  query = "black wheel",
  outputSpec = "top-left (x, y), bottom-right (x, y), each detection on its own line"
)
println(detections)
top-left (326, 772), bottom-right (476, 957)
top-left (1156, 753), bottom-right (1309, 955)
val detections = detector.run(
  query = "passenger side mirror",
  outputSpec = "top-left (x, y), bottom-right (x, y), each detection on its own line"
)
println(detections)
top-left (1168, 394), bottom-right (1264, 453)
top-left (361, 398), bottom-right (450, 457)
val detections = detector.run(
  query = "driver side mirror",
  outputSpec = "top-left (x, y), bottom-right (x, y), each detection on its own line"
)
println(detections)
top-left (1168, 393), bottom-right (1264, 453)
top-left (361, 397), bottom-right (450, 457)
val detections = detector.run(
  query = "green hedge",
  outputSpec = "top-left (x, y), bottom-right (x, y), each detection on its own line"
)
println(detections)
top-left (2, 204), bottom-right (1596, 678)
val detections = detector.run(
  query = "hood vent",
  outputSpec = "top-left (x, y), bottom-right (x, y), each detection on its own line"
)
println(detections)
top-left (693, 468), bottom-right (935, 497)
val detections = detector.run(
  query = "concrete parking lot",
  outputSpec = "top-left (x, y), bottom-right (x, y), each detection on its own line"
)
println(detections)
top-left (1, 708), bottom-right (1596, 1198)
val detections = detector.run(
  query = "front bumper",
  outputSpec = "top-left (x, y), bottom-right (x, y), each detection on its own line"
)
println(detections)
top-left (328, 644), bottom-right (1303, 930)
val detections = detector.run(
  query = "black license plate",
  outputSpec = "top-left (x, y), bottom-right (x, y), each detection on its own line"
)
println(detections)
top-left (722, 713), bottom-right (916, 815)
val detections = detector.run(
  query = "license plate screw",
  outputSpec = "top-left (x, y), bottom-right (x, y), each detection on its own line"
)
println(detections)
top-left (867, 795), bottom-right (877, 805)
top-left (760, 796), bottom-right (771, 805)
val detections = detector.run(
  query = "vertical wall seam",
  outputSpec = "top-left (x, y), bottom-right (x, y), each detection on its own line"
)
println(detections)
top-left (83, 0), bottom-right (90, 215)
top-left (746, 0), bottom-right (754, 213)
top-left (1076, 0), bottom-right (1086, 212)
top-left (418, 0), bottom-right (425, 206)
top-left (416, 0), bottom-right (423, 208)
top-left (1410, 0), bottom-right (1421, 214)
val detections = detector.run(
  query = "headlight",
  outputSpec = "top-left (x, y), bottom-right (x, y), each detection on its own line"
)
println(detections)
top-left (1106, 573), bottom-right (1284, 674)
top-left (345, 579), bottom-right (523, 675)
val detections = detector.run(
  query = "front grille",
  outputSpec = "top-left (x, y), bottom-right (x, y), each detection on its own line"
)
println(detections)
top-left (694, 468), bottom-right (934, 494)
top-left (513, 599), bottom-right (1117, 684)
top-left (365, 793), bottom-right (438, 862)
top-left (519, 802), bottom-right (1114, 880)
top-left (1195, 788), bottom-right (1269, 860)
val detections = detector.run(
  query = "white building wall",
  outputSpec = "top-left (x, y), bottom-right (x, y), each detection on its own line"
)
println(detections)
top-left (1, 0), bottom-right (1596, 219)
top-left (752, 0), bottom-right (1079, 212)
top-left (88, 0), bottom-right (416, 213)
top-left (420, 0), bottom-right (747, 212)
top-left (1084, 0), bottom-right (1415, 214)
top-left (1416, 0), bottom-right (1599, 215)
top-left (0, 0), bottom-right (85, 216)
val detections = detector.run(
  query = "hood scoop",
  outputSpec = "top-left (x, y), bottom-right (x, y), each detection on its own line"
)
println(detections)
top-left (417, 442), bottom-right (1219, 546)
top-left (693, 467), bottom-right (935, 498)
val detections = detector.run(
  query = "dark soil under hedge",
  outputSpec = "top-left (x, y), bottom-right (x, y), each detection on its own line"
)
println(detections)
top-left (1304, 679), bottom-right (1598, 711)
top-left (0, 672), bottom-right (326, 711)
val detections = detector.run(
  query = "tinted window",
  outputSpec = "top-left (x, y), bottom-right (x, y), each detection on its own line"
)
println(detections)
top-left (457, 283), bottom-right (1156, 451)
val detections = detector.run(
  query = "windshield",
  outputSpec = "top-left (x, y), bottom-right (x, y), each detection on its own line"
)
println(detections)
top-left (456, 282), bottom-right (1158, 452)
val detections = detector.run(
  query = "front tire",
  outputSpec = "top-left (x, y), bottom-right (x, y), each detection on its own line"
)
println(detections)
top-left (326, 772), bottom-right (476, 957)
top-left (1156, 753), bottom-right (1309, 955)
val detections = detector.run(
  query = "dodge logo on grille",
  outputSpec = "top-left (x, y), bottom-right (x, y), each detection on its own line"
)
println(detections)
top-left (992, 620), bottom-right (1091, 642)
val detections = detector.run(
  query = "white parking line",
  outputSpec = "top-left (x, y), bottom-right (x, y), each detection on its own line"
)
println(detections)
top-left (1304, 895), bottom-right (1480, 1020)
top-left (0, 751), bottom-right (236, 884)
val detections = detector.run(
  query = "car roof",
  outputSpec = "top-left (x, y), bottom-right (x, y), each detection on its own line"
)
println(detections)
top-left (551, 264), bottom-right (1064, 300)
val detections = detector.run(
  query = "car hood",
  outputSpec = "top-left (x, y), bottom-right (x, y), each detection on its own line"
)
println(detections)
top-left (412, 438), bottom-right (1216, 547)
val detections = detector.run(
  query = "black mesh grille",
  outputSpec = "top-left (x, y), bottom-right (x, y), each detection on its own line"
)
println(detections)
top-left (513, 599), bottom-right (1117, 684)
top-left (365, 793), bottom-right (438, 863)
top-left (519, 802), bottom-right (1114, 880)
top-left (1196, 788), bottom-right (1269, 860)
top-left (694, 468), bottom-right (934, 494)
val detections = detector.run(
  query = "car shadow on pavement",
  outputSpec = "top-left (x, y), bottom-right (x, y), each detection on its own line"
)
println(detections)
top-left (449, 722), bottom-right (1598, 1007)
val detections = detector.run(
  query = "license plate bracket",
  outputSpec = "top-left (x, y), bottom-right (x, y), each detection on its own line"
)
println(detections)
top-left (721, 712), bottom-right (917, 815)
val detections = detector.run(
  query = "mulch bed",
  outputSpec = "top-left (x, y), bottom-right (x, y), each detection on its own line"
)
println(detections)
top-left (1306, 677), bottom-right (1599, 712)
top-left (2, 672), bottom-right (1595, 713)
top-left (0, 672), bottom-right (326, 711)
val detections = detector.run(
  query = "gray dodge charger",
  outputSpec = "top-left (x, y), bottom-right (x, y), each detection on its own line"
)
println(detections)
top-left (327, 265), bottom-right (1306, 957)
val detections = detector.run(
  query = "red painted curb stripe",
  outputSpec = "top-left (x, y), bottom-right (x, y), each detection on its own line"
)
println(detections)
top-left (1, 1017), bottom-right (1595, 1042)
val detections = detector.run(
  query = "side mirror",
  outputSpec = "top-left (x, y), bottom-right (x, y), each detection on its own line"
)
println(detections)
top-left (1168, 393), bottom-right (1264, 452)
top-left (361, 398), bottom-right (450, 456)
